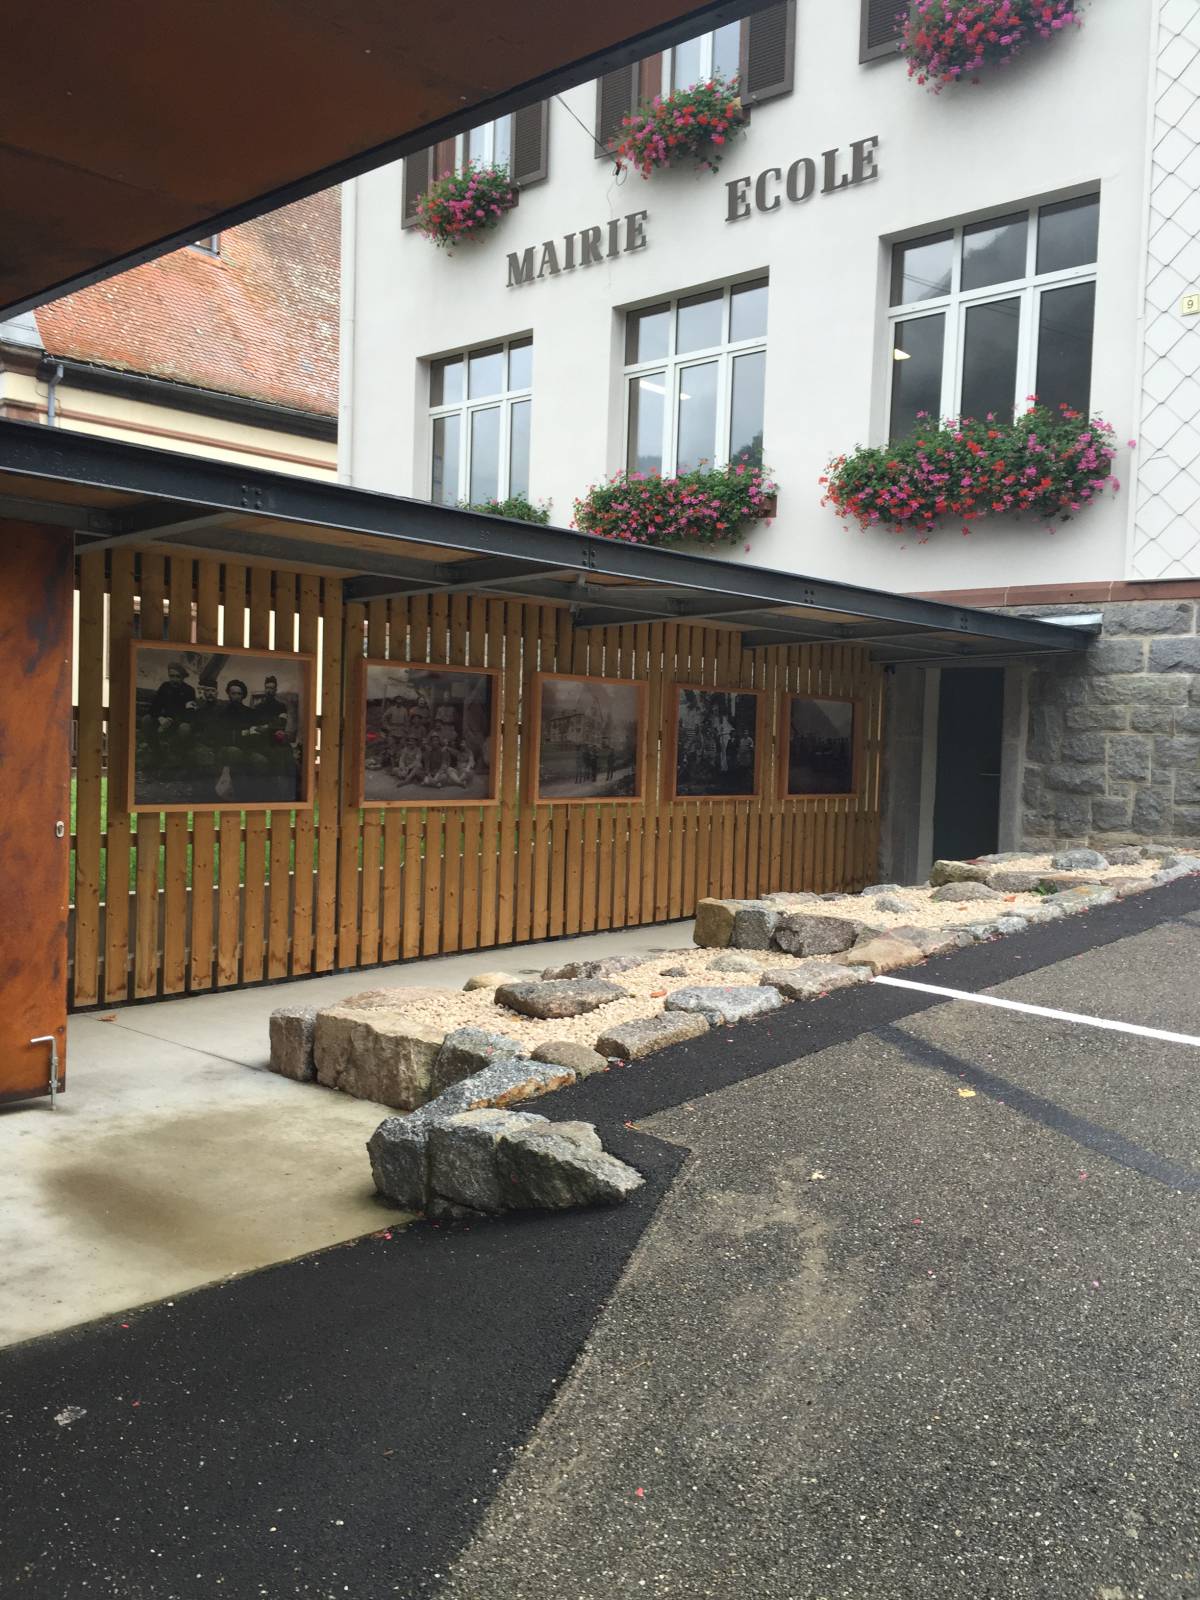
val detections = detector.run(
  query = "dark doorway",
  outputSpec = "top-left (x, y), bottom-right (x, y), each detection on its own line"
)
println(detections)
top-left (932, 667), bottom-right (1005, 863)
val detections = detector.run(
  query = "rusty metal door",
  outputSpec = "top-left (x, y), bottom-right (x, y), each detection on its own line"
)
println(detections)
top-left (0, 522), bottom-right (72, 1104)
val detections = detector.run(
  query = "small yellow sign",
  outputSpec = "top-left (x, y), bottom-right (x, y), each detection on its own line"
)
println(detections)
top-left (1183, 293), bottom-right (1200, 316)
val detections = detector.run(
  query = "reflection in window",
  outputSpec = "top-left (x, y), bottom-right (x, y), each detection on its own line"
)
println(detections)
top-left (624, 279), bottom-right (768, 476)
top-left (628, 374), bottom-right (667, 475)
top-left (890, 232), bottom-right (953, 306)
top-left (889, 316), bottom-right (944, 442)
top-left (961, 299), bottom-right (1021, 424)
top-left (676, 361), bottom-right (719, 471)
top-left (730, 350), bottom-right (766, 466)
top-left (1036, 281), bottom-right (1095, 414)
top-left (469, 408), bottom-right (501, 502)
top-left (961, 214), bottom-right (1028, 291)
top-left (887, 195), bottom-right (1099, 435)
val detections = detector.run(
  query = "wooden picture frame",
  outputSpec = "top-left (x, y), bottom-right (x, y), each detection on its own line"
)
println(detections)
top-left (778, 692), bottom-right (861, 799)
top-left (528, 672), bottom-right (647, 804)
top-left (352, 659), bottom-right (501, 808)
top-left (667, 684), bottom-right (764, 802)
top-left (126, 640), bottom-right (316, 814)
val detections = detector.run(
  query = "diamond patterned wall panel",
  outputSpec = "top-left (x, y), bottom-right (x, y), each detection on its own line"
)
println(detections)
top-left (1134, 0), bottom-right (1200, 578)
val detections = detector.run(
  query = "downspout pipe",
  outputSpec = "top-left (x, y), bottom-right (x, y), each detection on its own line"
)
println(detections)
top-left (37, 356), bottom-right (64, 426)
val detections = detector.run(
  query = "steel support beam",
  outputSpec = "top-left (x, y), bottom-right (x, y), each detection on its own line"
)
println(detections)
top-left (0, 421), bottom-right (1097, 660)
top-left (76, 506), bottom-right (244, 553)
top-left (343, 557), bottom-right (567, 604)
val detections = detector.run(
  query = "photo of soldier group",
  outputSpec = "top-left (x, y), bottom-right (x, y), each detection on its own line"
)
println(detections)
top-left (784, 696), bottom-right (856, 796)
top-left (130, 644), bottom-right (312, 809)
top-left (673, 687), bottom-right (760, 799)
top-left (533, 675), bottom-right (642, 801)
top-left (361, 664), bottom-right (496, 804)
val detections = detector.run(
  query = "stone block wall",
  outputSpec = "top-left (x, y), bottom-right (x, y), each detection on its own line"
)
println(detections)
top-left (1018, 600), bottom-right (1200, 848)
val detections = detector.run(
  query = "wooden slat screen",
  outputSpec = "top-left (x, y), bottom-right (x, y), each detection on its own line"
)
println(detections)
top-left (68, 551), bottom-right (885, 1007)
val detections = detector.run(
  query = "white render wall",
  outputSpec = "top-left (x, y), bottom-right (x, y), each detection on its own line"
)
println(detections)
top-left (342, 2), bottom-right (1169, 594)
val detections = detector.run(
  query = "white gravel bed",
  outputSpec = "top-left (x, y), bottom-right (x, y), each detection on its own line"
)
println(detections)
top-left (335, 856), bottom-right (1163, 1055)
top-left (342, 946), bottom-right (806, 1053)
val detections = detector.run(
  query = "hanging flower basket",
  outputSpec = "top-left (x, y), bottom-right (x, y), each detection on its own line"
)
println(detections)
top-left (415, 162), bottom-right (517, 247)
top-left (615, 74), bottom-right (747, 179)
top-left (573, 461), bottom-right (777, 547)
top-left (820, 404), bottom-right (1121, 538)
top-left (902, 0), bottom-right (1083, 91)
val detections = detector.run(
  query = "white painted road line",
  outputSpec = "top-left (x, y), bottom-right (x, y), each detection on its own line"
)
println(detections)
top-left (873, 975), bottom-right (1200, 1050)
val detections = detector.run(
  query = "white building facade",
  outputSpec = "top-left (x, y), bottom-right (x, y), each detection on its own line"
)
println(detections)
top-left (342, 0), bottom-right (1200, 871)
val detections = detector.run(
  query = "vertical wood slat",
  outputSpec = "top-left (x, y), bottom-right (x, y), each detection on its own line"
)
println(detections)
top-left (338, 603), bottom-right (366, 968)
top-left (403, 594), bottom-right (429, 959)
top-left (357, 596), bottom-right (387, 967)
top-left (103, 550), bottom-right (137, 1002)
top-left (133, 552), bottom-right (166, 999)
top-left (290, 572), bottom-right (321, 974)
top-left (458, 595), bottom-right (488, 953)
top-left (267, 570), bottom-right (297, 980)
top-left (160, 554), bottom-right (193, 994)
top-left (421, 594), bottom-right (446, 957)
top-left (314, 576), bottom-right (344, 972)
top-left (72, 551), bottom-right (105, 1006)
top-left (440, 592), bottom-right (468, 956)
top-left (379, 595), bottom-right (407, 965)
top-left (189, 560), bottom-right (221, 991)
top-left (217, 565), bottom-right (247, 988)
top-left (240, 566), bottom-right (272, 985)
top-left (476, 600), bottom-right (504, 950)
top-left (496, 602), bottom-right (520, 946)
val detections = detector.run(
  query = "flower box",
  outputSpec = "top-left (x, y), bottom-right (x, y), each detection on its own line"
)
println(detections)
top-left (821, 405), bottom-right (1122, 537)
top-left (574, 462), bottom-right (777, 547)
top-left (415, 162), bottom-right (518, 248)
top-left (615, 74), bottom-right (747, 179)
top-left (902, 0), bottom-right (1082, 91)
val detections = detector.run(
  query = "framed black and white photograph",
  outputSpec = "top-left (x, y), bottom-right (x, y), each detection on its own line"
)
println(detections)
top-left (530, 673), bottom-right (644, 803)
top-left (357, 661), bottom-right (498, 806)
top-left (128, 641), bottom-right (314, 812)
top-left (671, 686), bottom-right (761, 800)
top-left (781, 694), bottom-right (858, 797)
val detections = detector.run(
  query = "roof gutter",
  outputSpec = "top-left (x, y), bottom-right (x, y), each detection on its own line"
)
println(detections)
top-left (33, 357), bottom-right (337, 441)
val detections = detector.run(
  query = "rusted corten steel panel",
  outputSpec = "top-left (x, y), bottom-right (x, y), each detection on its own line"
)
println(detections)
top-left (0, 0), bottom-right (769, 319)
top-left (0, 524), bottom-right (72, 1101)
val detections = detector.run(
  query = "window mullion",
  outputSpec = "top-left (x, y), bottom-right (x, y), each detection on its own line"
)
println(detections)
top-left (719, 352), bottom-right (733, 468)
top-left (1021, 285), bottom-right (1039, 415)
top-left (459, 403), bottom-right (471, 502)
top-left (499, 398), bottom-right (512, 500)
top-left (667, 365), bottom-right (681, 476)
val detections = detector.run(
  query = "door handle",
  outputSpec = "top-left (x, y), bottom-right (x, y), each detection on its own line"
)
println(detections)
top-left (30, 1034), bottom-right (60, 1110)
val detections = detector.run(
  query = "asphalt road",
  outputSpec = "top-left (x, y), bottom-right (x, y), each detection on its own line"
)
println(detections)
top-left (3, 879), bottom-right (1200, 1598)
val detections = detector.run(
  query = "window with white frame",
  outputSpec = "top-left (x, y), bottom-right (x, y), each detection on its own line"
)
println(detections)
top-left (428, 338), bottom-right (532, 506)
top-left (887, 193), bottom-right (1099, 442)
top-left (667, 21), bottom-right (743, 88)
top-left (624, 279), bottom-right (768, 478)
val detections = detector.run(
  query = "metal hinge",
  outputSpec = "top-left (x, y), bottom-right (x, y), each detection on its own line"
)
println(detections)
top-left (30, 1035), bottom-right (60, 1110)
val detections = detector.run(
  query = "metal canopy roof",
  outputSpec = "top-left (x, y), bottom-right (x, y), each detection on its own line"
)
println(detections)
top-left (1, 0), bottom-right (772, 322)
top-left (0, 421), bottom-right (1095, 667)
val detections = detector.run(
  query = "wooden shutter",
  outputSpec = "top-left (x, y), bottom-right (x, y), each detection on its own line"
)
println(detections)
top-left (401, 148), bottom-right (433, 229)
top-left (511, 101), bottom-right (549, 187)
top-left (595, 63), bottom-right (637, 154)
top-left (860, 0), bottom-right (904, 62)
top-left (740, 1), bottom-right (796, 106)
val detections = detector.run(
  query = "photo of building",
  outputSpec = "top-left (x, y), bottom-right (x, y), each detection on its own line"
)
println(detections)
top-left (340, 2), bottom-right (1200, 877)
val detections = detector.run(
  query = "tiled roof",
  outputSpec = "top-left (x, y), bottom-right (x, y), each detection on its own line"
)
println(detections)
top-left (34, 188), bottom-right (339, 418)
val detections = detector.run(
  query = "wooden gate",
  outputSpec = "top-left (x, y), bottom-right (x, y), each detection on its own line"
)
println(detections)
top-left (69, 549), bottom-right (884, 1008)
